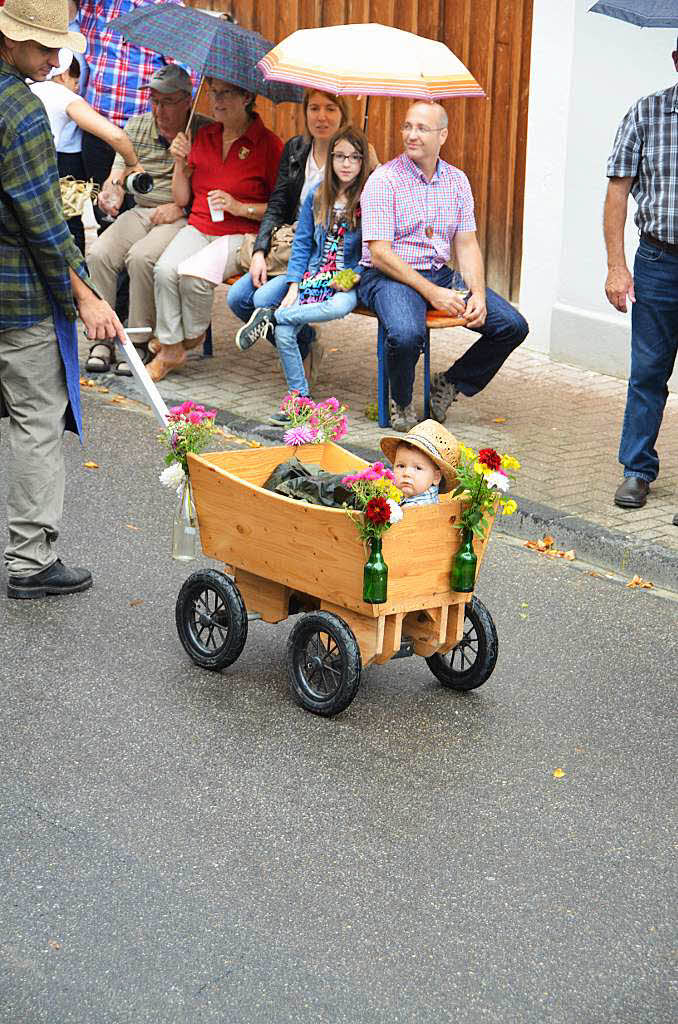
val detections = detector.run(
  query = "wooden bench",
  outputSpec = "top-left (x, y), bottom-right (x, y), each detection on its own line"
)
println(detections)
top-left (218, 276), bottom-right (466, 428)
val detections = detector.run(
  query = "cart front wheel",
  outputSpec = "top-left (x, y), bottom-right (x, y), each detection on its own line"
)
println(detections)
top-left (287, 611), bottom-right (362, 717)
top-left (425, 596), bottom-right (498, 691)
top-left (176, 570), bottom-right (248, 671)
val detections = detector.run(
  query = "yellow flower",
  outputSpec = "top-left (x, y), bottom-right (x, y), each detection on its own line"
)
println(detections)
top-left (501, 454), bottom-right (521, 471)
top-left (459, 444), bottom-right (476, 461)
top-left (474, 462), bottom-right (493, 477)
top-left (502, 499), bottom-right (517, 515)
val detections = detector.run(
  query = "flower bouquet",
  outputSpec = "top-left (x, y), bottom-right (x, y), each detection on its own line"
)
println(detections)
top-left (278, 392), bottom-right (348, 448)
top-left (341, 463), bottom-right (404, 604)
top-left (450, 445), bottom-right (520, 591)
top-left (158, 401), bottom-right (218, 561)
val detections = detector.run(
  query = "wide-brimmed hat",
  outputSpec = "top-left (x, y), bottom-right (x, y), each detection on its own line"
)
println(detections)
top-left (380, 419), bottom-right (460, 494)
top-left (0, 0), bottom-right (86, 54)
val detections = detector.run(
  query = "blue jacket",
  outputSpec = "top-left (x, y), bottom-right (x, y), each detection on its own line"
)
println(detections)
top-left (286, 185), bottom-right (362, 283)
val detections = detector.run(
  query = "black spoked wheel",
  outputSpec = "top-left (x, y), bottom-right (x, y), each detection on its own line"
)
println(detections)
top-left (287, 611), bottom-right (362, 717)
top-left (175, 570), bottom-right (248, 671)
top-left (425, 596), bottom-right (498, 691)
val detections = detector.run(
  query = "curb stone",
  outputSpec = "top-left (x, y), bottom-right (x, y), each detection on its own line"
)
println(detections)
top-left (85, 370), bottom-right (678, 594)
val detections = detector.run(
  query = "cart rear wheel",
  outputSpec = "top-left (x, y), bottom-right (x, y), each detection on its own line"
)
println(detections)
top-left (287, 611), bottom-right (362, 717)
top-left (176, 570), bottom-right (248, 671)
top-left (425, 596), bottom-right (498, 691)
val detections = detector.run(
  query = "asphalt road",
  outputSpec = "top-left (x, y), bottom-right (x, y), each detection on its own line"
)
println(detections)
top-left (1, 392), bottom-right (676, 1024)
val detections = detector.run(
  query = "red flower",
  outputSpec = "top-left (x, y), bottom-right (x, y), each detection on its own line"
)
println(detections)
top-left (365, 496), bottom-right (391, 526)
top-left (477, 448), bottom-right (501, 471)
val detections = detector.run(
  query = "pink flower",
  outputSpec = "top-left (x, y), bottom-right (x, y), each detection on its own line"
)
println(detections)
top-left (169, 405), bottom-right (182, 417)
top-left (283, 424), bottom-right (314, 446)
top-left (318, 397), bottom-right (340, 412)
top-left (383, 468), bottom-right (395, 482)
top-left (309, 415), bottom-right (320, 428)
top-left (372, 462), bottom-right (384, 473)
top-left (188, 411), bottom-right (202, 425)
top-left (179, 401), bottom-right (194, 414)
top-left (206, 409), bottom-right (217, 419)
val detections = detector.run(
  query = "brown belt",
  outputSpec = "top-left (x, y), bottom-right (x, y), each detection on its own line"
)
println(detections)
top-left (640, 232), bottom-right (678, 254)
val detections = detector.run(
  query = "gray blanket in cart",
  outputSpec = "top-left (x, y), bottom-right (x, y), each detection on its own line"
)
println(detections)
top-left (262, 459), bottom-right (353, 508)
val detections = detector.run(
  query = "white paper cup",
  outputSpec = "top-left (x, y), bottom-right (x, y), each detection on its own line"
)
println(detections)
top-left (207, 195), bottom-right (224, 222)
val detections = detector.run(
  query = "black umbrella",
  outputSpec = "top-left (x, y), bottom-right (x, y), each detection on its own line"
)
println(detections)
top-left (589, 1), bottom-right (678, 28)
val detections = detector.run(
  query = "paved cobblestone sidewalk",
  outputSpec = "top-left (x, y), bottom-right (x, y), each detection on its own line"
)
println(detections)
top-left (79, 284), bottom-right (678, 557)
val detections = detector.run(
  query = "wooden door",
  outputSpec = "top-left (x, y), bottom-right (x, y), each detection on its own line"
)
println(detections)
top-left (186, 0), bottom-right (533, 300)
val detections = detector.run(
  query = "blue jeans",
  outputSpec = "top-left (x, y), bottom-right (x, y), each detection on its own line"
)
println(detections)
top-left (273, 290), bottom-right (357, 395)
top-left (357, 265), bottom-right (529, 407)
top-left (227, 272), bottom-right (313, 358)
top-left (619, 240), bottom-right (678, 482)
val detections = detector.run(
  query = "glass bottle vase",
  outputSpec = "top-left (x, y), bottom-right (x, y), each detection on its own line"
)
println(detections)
top-left (450, 526), bottom-right (477, 592)
top-left (363, 535), bottom-right (388, 604)
top-left (172, 477), bottom-right (199, 562)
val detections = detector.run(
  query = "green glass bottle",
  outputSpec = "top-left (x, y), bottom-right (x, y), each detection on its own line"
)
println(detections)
top-left (363, 536), bottom-right (388, 603)
top-left (451, 526), bottom-right (477, 592)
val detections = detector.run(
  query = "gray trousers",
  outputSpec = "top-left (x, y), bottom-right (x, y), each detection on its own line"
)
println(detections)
top-left (0, 317), bottom-right (69, 575)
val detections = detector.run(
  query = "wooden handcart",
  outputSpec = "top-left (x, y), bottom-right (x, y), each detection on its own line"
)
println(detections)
top-left (176, 442), bottom-right (498, 716)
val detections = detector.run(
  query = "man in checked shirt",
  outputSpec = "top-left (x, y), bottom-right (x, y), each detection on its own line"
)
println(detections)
top-left (0, 0), bottom-right (125, 599)
top-left (358, 100), bottom-right (529, 432)
top-left (604, 40), bottom-right (678, 511)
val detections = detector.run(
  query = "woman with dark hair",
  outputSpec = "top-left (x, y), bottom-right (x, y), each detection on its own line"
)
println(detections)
top-left (235, 126), bottom-right (370, 423)
top-left (147, 77), bottom-right (282, 381)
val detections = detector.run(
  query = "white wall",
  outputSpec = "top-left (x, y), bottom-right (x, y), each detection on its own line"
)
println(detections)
top-left (520, 0), bottom-right (677, 389)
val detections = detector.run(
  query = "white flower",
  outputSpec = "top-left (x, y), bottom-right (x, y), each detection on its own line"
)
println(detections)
top-left (486, 471), bottom-right (510, 493)
top-left (159, 463), bottom-right (186, 489)
top-left (387, 499), bottom-right (404, 523)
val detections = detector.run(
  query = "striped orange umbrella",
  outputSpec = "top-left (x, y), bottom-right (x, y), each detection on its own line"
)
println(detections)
top-left (257, 23), bottom-right (485, 100)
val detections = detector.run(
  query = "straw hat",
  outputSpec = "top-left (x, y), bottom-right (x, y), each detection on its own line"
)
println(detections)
top-left (0, 0), bottom-right (86, 54)
top-left (380, 419), bottom-right (460, 494)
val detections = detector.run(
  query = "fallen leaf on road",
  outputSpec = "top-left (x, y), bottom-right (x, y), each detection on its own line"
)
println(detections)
top-left (48, 939), bottom-right (61, 950)
top-left (626, 575), bottom-right (654, 590)
top-left (80, 378), bottom-right (96, 388)
top-left (110, 395), bottom-right (126, 405)
top-left (525, 536), bottom-right (576, 561)
top-left (129, 598), bottom-right (143, 607)
top-left (95, 386), bottom-right (109, 394)
top-left (125, 524), bottom-right (140, 531)
top-left (493, 417), bottom-right (507, 423)
top-left (247, 440), bottom-right (261, 448)
top-left (552, 769), bottom-right (566, 779)
top-left (83, 461), bottom-right (99, 469)
top-left (329, 348), bottom-right (338, 353)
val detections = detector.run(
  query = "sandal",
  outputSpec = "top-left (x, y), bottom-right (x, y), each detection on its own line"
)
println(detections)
top-left (114, 345), bottom-right (151, 377)
top-left (85, 342), bottom-right (114, 373)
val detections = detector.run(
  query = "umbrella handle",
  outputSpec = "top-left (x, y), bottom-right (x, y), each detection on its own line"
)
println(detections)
top-left (362, 95), bottom-right (370, 133)
top-left (186, 76), bottom-right (205, 135)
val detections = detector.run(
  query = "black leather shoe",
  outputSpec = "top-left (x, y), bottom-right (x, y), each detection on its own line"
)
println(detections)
top-left (7, 559), bottom-right (93, 600)
top-left (613, 477), bottom-right (650, 509)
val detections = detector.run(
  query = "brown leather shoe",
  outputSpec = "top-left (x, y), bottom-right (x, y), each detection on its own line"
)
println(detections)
top-left (614, 477), bottom-right (650, 508)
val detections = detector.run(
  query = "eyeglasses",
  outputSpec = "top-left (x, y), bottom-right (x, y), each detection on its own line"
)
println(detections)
top-left (150, 95), bottom-right (188, 108)
top-left (400, 122), bottom-right (445, 136)
top-left (332, 152), bottom-right (363, 164)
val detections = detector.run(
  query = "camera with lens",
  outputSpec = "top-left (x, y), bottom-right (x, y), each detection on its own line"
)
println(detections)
top-left (124, 172), bottom-right (154, 196)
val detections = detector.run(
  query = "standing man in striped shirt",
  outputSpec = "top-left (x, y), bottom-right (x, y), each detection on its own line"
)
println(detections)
top-left (604, 41), bottom-right (678, 511)
top-left (358, 100), bottom-right (528, 432)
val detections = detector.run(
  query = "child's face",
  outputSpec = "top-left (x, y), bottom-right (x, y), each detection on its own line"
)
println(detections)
top-left (331, 139), bottom-right (364, 188)
top-left (393, 444), bottom-right (442, 497)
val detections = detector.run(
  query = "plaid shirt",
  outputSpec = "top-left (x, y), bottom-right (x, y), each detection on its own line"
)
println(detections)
top-left (401, 485), bottom-right (440, 507)
top-left (360, 154), bottom-right (476, 269)
top-left (0, 60), bottom-right (88, 331)
top-left (79, 0), bottom-right (184, 127)
top-left (607, 84), bottom-right (678, 244)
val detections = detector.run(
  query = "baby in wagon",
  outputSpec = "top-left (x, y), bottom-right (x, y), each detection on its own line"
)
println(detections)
top-left (380, 420), bottom-right (460, 507)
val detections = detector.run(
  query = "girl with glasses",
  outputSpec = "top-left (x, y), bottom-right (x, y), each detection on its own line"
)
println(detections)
top-left (234, 126), bottom-right (371, 424)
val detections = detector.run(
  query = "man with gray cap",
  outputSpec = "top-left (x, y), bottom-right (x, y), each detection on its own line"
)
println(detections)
top-left (0, 0), bottom-right (124, 598)
top-left (86, 64), bottom-right (207, 375)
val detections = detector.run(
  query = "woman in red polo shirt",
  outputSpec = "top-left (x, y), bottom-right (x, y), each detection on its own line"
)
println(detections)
top-left (148, 78), bottom-right (283, 381)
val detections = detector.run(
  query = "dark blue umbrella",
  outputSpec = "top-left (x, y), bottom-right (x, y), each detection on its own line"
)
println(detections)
top-left (589, 1), bottom-right (678, 28)
top-left (107, 5), bottom-right (303, 103)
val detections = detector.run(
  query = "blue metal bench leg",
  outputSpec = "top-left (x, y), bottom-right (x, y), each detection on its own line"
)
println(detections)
top-left (202, 322), bottom-right (213, 357)
top-left (423, 328), bottom-right (431, 419)
top-left (377, 322), bottom-right (390, 427)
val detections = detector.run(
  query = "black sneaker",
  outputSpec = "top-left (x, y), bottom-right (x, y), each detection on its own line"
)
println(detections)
top-left (7, 558), bottom-right (93, 600)
top-left (235, 307), bottom-right (274, 351)
top-left (268, 410), bottom-right (293, 427)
